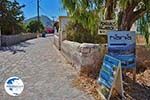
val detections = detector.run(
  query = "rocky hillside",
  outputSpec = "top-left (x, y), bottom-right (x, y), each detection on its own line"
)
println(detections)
top-left (24, 15), bottom-right (53, 27)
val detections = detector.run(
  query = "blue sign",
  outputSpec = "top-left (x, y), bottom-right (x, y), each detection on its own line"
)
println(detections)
top-left (98, 55), bottom-right (121, 98)
top-left (108, 31), bottom-right (136, 68)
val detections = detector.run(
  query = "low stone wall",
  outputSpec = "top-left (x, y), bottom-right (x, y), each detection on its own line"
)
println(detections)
top-left (55, 34), bottom-right (148, 76)
top-left (60, 40), bottom-right (149, 76)
top-left (1, 33), bottom-right (37, 46)
top-left (61, 40), bottom-right (103, 76)
top-left (61, 40), bottom-right (80, 64)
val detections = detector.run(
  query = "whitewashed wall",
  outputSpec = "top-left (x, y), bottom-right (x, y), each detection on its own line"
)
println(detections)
top-left (61, 40), bottom-right (103, 75)
top-left (1, 33), bottom-right (37, 46)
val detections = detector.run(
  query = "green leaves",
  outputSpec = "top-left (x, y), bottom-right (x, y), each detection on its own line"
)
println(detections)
top-left (119, 0), bottom-right (128, 10)
top-left (61, 0), bottom-right (102, 33)
top-left (138, 12), bottom-right (150, 45)
top-left (61, 0), bottom-right (149, 31)
top-left (0, 0), bottom-right (25, 35)
top-left (26, 20), bottom-right (44, 33)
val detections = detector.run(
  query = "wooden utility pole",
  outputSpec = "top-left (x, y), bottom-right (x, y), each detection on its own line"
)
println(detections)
top-left (37, 0), bottom-right (40, 37)
top-left (37, 0), bottom-right (40, 24)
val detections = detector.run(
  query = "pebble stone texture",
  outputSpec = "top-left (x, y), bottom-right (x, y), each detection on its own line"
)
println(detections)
top-left (0, 35), bottom-right (94, 100)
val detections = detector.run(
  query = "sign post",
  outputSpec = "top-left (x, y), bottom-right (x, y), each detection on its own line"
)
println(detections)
top-left (97, 55), bottom-right (124, 100)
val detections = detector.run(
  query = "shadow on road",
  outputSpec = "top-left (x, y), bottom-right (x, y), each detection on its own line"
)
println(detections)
top-left (0, 41), bottom-right (34, 54)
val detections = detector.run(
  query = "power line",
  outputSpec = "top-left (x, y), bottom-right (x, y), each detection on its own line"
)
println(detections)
top-left (23, 0), bottom-right (34, 7)
top-left (27, 0), bottom-right (34, 5)
top-left (39, 6), bottom-right (56, 20)
top-left (39, 6), bottom-right (56, 19)
top-left (39, 6), bottom-right (47, 15)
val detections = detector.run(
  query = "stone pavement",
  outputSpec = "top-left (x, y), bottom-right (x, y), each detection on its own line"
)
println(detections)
top-left (0, 35), bottom-right (94, 100)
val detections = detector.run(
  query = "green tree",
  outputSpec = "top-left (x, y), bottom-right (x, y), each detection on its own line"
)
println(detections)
top-left (138, 12), bottom-right (150, 45)
top-left (26, 20), bottom-right (44, 33)
top-left (65, 21), bottom-right (107, 43)
top-left (61, 0), bottom-right (150, 31)
top-left (0, 0), bottom-right (25, 35)
top-left (61, 0), bottom-right (101, 33)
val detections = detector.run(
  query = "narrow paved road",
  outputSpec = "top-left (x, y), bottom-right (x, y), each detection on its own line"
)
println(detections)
top-left (0, 35), bottom-right (94, 100)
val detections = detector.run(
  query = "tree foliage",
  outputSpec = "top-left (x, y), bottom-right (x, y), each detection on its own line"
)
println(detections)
top-left (138, 12), bottom-right (150, 45)
top-left (66, 21), bottom-right (107, 43)
top-left (61, 0), bottom-right (102, 33)
top-left (62, 0), bottom-right (150, 31)
top-left (26, 20), bottom-right (44, 33)
top-left (0, 0), bottom-right (25, 35)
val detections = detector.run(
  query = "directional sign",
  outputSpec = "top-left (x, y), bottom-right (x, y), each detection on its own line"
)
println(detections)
top-left (97, 55), bottom-right (123, 100)
top-left (108, 31), bottom-right (136, 68)
top-left (98, 20), bottom-right (117, 35)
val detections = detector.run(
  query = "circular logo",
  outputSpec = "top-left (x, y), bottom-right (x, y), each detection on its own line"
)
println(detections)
top-left (4, 76), bottom-right (24, 96)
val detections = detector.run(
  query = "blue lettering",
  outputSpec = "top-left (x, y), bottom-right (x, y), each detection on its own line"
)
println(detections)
top-left (110, 34), bottom-right (132, 40)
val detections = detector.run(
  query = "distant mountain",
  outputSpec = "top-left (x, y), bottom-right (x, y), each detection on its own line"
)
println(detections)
top-left (24, 15), bottom-right (53, 28)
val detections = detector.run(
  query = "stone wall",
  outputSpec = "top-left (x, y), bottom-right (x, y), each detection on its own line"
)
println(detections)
top-left (54, 33), bottom-right (148, 76)
top-left (61, 40), bottom-right (103, 76)
top-left (61, 40), bottom-right (80, 64)
top-left (1, 33), bottom-right (37, 46)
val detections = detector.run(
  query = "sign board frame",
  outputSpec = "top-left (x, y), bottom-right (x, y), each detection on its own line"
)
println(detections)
top-left (97, 55), bottom-right (124, 100)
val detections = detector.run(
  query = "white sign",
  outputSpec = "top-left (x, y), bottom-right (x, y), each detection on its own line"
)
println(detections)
top-left (98, 20), bottom-right (117, 35)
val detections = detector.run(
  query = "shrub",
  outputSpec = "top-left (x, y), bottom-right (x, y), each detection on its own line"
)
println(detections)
top-left (65, 21), bottom-right (107, 44)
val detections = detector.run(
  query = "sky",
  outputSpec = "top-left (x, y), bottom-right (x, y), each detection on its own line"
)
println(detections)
top-left (17, 0), bottom-right (67, 20)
